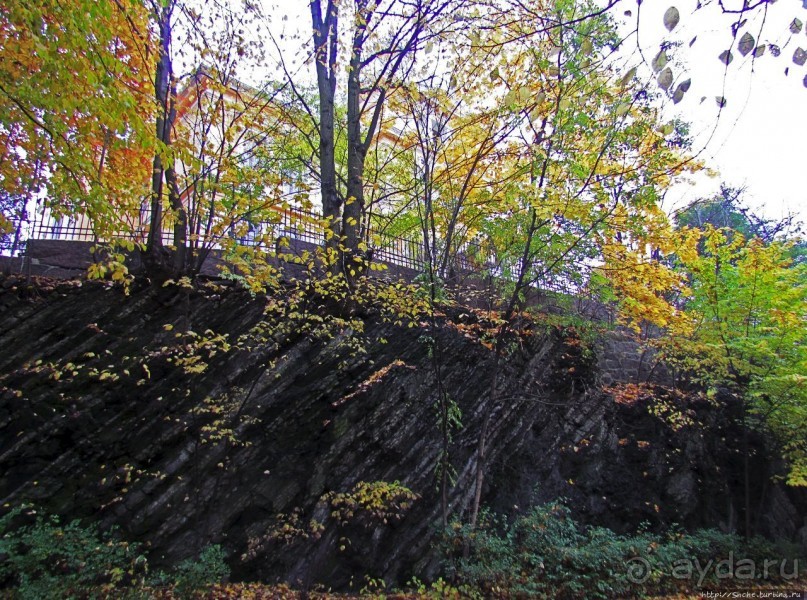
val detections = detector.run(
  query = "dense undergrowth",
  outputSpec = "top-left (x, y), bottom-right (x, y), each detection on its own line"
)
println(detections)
top-left (442, 501), bottom-right (804, 598)
top-left (1, 501), bottom-right (802, 599)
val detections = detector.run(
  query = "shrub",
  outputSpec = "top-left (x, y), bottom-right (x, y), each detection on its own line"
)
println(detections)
top-left (0, 505), bottom-right (146, 599)
top-left (168, 544), bottom-right (230, 598)
top-left (146, 544), bottom-right (230, 598)
top-left (442, 501), bottom-right (803, 599)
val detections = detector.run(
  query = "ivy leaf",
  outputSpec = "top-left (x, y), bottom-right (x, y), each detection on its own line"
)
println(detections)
top-left (652, 49), bottom-right (668, 73)
top-left (664, 6), bottom-right (680, 32)
top-left (738, 32), bottom-right (755, 57)
top-left (793, 48), bottom-right (807, 66)
top-left (718, 50), bottom-right (734, 65)
top-left (657, 67), bottom-right (673, 91)
top-left (790, 18), bottom-right (803, 34)
top-left (753, 45), bottom-right (766, 58)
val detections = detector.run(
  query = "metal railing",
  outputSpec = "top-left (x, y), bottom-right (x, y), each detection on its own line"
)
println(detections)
top-left (27, 206), bottom-right (590, 297)
top-left (29, 210), bottom-right (172, 246)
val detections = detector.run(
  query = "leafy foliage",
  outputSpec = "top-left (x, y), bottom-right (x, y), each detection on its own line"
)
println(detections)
top-left (326, 480), bottom-right (419, 527)
top-left (443, 501), bottom-right (802, 599)
top-left (663, 225), bottom-right (807, 485)
top-left (0, 505), bottom-right (146, 599)
top-left (243, 480), bottom-right (419, 561)
top-left (153, 544), bottom-right (230, 598)
top-left (0, 0), bottom-right (154, 239)
top-left (0, 504), bottom-right (232, 599)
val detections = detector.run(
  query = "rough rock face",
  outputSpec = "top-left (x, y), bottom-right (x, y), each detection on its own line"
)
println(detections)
top-left (0, 275), bottom-right (804, 588)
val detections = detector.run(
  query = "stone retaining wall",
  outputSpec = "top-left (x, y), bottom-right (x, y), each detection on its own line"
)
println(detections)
top-left (4, 239), bottom-right (668, 386)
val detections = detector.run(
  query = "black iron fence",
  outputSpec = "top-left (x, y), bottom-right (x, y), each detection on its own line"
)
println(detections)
top-left (28, 206), bottom-right (439, 270)
top-left (29, 210), bottom-right (173, 246)
top-left (26, 206), bottom-right (591, 297)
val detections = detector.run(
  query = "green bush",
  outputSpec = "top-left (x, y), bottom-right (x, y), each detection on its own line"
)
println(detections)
top-left (442, 501), bottom-right (802, 599)
top-left (148, 544), bottom-right (230, 598)
top-left (169, 544), bottom-right (230, 598)
top-left (0, 505), bottom-right (229, 599)
top-left (0, 505), bottom-right (146, 599)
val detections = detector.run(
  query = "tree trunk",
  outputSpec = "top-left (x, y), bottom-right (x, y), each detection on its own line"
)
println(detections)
top-left (342, 27), bottom-right (367, 279)
top-left (311, 0), bottom-right (341, 273)
top-left (146, 1), bottom-right (183, 277)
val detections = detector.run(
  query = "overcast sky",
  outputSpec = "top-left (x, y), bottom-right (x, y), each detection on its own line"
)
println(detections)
top-left (618, 1), bottom-right (807, 225)
top-left (252, 0), bottom-right (806, 225)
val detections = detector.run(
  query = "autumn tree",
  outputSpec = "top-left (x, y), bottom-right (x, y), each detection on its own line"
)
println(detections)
top-left (655, 224), bottom-right (806, 543)
top-left (141, 0), bottom-right (290, 282)
top-left (0, 0), bottom-right (154, 252)
top-left (400, 0), bottom-right (700, 528)
top-left (144, 0), bottom-right (180, 273)
top-left (302, 0), bottom-right (455, 278)
top-left (674, 184), bottom-right (803, 244)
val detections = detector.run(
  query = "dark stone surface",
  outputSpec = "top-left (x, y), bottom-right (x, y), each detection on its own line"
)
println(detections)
top-left (0, 275), bottom-right (804, 588)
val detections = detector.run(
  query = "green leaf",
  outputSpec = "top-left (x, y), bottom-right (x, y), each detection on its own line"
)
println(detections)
top-left (652, 49), bottom-right (668, 73)
top-left (793, 48), bottom-right (807, 66)
top-left (718, 50), bottom-right (733, 65)
top-left (753, 44), bottom-right (766, 58)
top-left (790, 18), bottom-right (803, 34)
top-left (715, 96), bottom-right (727, 108)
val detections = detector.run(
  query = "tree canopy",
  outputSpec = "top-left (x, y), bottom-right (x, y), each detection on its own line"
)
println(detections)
top-left (0, 0), bottom-right (154, 242)
top-left (664, 199), bottom-right (807, 486)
